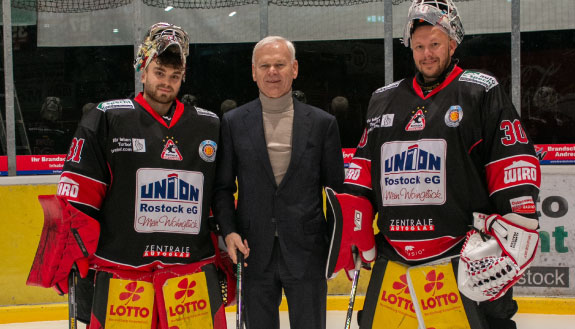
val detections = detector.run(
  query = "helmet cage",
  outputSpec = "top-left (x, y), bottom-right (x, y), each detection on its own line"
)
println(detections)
top-left (402, 0), bottom-right (464, 47)
top-left (134, 22), bottom-right (190, 73)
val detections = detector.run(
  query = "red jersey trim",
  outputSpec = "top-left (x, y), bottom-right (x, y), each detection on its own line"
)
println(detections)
top-left (58, 171), bottom-right (107, 210)
top-left (134, 92), bottom-right (184, 128)
top-left (386, 235), bottom-right (465, 261)
top-left (468, 139), bottom-right (483, 154)
top-left (413, 66), bottom-right (464, 100)
top-left (485, 155), bottom-right (541, 196)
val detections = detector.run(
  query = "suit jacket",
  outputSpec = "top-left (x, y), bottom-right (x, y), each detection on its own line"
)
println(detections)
top-left (213, 97), bottom-right (345, 279)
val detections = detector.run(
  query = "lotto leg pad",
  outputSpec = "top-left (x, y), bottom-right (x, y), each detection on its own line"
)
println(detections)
top-left (359, 258), bottom-right (488, 329)
top-left (359, 258), bottom-right (418, 329)
top-left (154, 261), bottom-right (227, 329)
top-left (89, 269), bottom-right (157, 329)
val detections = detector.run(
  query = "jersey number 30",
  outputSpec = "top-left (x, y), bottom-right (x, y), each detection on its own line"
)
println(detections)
top-left (500, 119), bottom-right (528, 146)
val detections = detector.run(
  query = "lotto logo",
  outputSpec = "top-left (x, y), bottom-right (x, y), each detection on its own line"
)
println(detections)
top-left (168, 278), bottom-right (208, 316)
top-left (418, 270), bottom-right (460, 311)
top-left (109, 282), bottom-right (151, 318)
top-left (380, 274), bottom-right (415, 313)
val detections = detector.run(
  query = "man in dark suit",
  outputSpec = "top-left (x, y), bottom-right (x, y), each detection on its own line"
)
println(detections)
top-left (213, 36), bottom-right (345, 329)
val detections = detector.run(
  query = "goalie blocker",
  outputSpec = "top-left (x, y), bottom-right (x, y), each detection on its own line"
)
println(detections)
top-left (27, 195), bottom-right (100, 294)
top-left (325, 187), bottom-right (376, 280)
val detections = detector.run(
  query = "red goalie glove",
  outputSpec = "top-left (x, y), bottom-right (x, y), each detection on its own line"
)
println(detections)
top-left (325, 187), bottom-right (376, 280)
top-left (27, 195), bottom-right (100, 295)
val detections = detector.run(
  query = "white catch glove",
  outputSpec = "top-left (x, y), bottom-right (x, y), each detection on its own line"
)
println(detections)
top-left (458, 212), bottom-right (539, 302)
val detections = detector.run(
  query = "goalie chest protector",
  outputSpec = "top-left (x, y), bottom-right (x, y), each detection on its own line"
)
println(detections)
top-left (348, 67), bottom-right (539, 262)
top-left (60, 95), bottom-right (220, 268)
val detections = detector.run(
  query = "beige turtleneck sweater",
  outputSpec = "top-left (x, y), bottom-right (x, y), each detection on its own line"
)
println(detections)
top-left (260, 91), bottom-right (294, 186)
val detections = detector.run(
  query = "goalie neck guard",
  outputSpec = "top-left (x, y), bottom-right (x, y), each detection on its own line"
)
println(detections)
top-left (134, 22), bottom-right (190, 72)
top-left (402, 0), bottom-right (465, 47)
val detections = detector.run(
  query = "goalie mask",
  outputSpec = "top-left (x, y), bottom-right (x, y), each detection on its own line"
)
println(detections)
top-left (402, 0), bottom-right (465, 47)
top-left (134, 22), bottom-right (190, 73)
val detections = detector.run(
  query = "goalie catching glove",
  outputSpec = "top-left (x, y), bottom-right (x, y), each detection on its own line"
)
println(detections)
top-left (325, 187), bottom-right (376, 280)
top-left (27, 195), bottom-right (100, 295)
top-left (458, 212), bottom-right (539, 302)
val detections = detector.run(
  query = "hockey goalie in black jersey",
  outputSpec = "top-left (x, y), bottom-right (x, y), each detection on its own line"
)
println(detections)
top-left (27, 22), bottom-right (234, 329)
top-left (325, 1), bottom-right (541, 328)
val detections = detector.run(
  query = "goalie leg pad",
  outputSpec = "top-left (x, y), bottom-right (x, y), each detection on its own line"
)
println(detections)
top-left (154, 260), bottom-right (227, 329)
top-left (27, 195), bottom-right (100, 294)
top-left (89, 269), bottom-right (157, 329)
top-left (359, 257), bottom-right (418, 329)
top-left (407, 258), bottom-right (488, 329)
top-left (325, 187), bottom-right (376, 280)
top-left (359, 257), bottom-right (488, 329)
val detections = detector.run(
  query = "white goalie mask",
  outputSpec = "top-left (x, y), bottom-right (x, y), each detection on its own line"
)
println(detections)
top-left (402, 0), bottom-right (464, 47)
top-left (134, 22), bottom-right (190, 73)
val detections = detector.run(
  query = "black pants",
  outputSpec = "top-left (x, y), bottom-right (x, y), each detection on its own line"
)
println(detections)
top-left (244, 238), bottom-right (327, 329)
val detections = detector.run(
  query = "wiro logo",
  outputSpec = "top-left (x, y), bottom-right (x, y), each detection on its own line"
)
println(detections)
top-left (503, 160), bottom-right (538, 185)
top-left (141, 173), bottom-right (200, 202)
top-left (168, 278), bottom-right (208, 317)
top-left (419, 270), bottom-right (460, 311)
top-left (380, 274), bottom-right (416, 313)
top-left (109, 281), bottom-right (151, 318)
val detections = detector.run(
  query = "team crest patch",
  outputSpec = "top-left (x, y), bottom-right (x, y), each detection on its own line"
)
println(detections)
top-left (405, 107), bottom-right (426, 131)
top-left (444, 105), bottom-right (463, 127)
top-left (459, 71), bottom-right (498, 92)
top-left (96, 99), bottom-right (134, 112)
top-left (161, 137), bottom-right (183, 161)
top-left (199, 140), bottom-right (217, 162)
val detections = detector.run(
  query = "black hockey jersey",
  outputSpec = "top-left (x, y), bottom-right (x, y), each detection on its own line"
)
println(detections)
top-left (57, 93), bottom-right (220, 269)
top-left (345, 66), bottom-right (541, 263)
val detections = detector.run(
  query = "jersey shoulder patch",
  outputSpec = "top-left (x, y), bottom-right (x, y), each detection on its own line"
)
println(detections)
top-left (96, 99), bottom-right (135, 112)
top-left (195, 107), bottom-right (219, 119)
top-left (373, 79), bottom-right (404, 95)
top-left (459, 71), bottom-right (499, 92)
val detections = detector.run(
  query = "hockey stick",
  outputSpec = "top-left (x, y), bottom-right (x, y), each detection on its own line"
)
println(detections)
top-left (345, 247), bottom-right (363, 329)
top-left (236, 252), bottom-right (245, 329)
top-left (68, 266), bottom-right (78, 329)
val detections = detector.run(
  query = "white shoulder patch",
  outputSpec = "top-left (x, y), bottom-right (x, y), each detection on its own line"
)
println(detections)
top-left (373, 79), bottom-right (404, 94)
top-left (459, 71), bottom-right (499, 92)
top-left (195, 107), bottom-right (219, 118)
top-left (96, 99), bottom-right (135, 112)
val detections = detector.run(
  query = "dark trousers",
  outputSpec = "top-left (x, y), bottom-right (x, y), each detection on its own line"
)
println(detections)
top-left (244, 238), bottom-right (327, 329)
